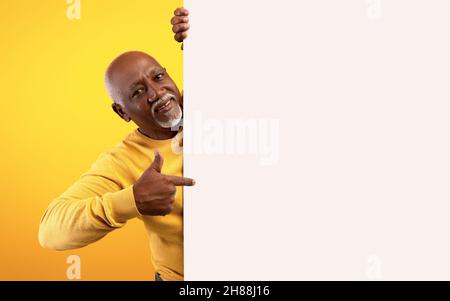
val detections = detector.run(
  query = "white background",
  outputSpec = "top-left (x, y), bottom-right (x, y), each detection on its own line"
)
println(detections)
top-left (184, 0), bottom-right (450, 280)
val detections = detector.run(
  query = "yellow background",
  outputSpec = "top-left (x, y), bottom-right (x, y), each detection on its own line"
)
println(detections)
top-left (0, 0), bottom-right (183, 280)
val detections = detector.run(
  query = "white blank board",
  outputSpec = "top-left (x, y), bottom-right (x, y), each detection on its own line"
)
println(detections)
top-left (184, 0), bottom-right (450, 280)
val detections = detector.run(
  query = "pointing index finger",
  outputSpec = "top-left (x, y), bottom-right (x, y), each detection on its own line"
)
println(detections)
top-left (166, 175), bottom-right (196, 186)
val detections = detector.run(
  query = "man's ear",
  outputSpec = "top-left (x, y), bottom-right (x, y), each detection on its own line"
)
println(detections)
top-left (112, 103), bottom-right (131, 122)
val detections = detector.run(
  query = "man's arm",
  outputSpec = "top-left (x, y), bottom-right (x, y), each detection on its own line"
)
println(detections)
top-left (38, 153), bottom-right (140, 251)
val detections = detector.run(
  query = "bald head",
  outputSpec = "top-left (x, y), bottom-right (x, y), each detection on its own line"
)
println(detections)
top-left (104, 51), bottom-right (160, 104)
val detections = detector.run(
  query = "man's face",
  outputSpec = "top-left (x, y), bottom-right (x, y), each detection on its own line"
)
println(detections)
top-left (107, 52), bottom-right (183, 132)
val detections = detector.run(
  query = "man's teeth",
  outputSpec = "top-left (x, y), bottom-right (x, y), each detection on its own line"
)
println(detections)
top-left (158, 100), bottom-right (171, 112)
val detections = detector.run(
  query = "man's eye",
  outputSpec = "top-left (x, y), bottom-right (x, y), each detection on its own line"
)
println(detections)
top-left (132, 88), bottom-right (144, 98)
top-left (155, 73), bottom-right (164, 81)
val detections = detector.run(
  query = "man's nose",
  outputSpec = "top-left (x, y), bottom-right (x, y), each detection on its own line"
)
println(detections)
top-left (145, 80), bottom-right (165, 102)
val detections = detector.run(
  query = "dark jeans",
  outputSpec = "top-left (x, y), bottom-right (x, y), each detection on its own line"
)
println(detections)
top-left (155, 273), bottom-right (164, 281)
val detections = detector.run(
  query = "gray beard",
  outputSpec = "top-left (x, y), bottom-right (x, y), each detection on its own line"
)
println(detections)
top-left (151, 95), bottom-right (183, 129)
top-left (155, 106), bottom-right (182, 129)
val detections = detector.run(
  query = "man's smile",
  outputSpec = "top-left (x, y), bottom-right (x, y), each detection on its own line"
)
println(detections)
top-left (149, 93), bottom-right (182, 129)
top-left (155, 98), bottom-right (173, 114)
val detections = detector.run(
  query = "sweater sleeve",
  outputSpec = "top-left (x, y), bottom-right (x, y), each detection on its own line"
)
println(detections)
top-left (38, 152), bottom-right (141, 251)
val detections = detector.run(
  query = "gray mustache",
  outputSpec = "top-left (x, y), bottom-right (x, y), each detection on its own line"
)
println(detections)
top-left (151, 93), bottom-right (176, 112)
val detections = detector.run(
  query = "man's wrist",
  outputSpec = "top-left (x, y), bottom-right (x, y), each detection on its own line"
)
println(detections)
top-left (109, 186), bottom-right (142, 223)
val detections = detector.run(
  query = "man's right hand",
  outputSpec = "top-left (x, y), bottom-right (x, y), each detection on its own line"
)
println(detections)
top-left (133, 150), bottom-right (195, 216)
top-left (171, 7), bottom-right (189, 43)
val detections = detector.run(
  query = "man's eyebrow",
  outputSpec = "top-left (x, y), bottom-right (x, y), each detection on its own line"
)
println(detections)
top-left (128, 67), bottom-right (165, 91)
top-left (128, 80), bottom-right (142, 91)
top-left (148, 67), bottom-right (165, 77)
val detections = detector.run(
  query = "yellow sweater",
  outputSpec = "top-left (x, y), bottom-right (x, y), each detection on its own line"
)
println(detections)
top-left (38, 129), bottom-right (185, 281)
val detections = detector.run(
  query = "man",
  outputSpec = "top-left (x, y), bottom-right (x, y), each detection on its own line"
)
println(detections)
top-left (38, 7), bottom-right (193, 281)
